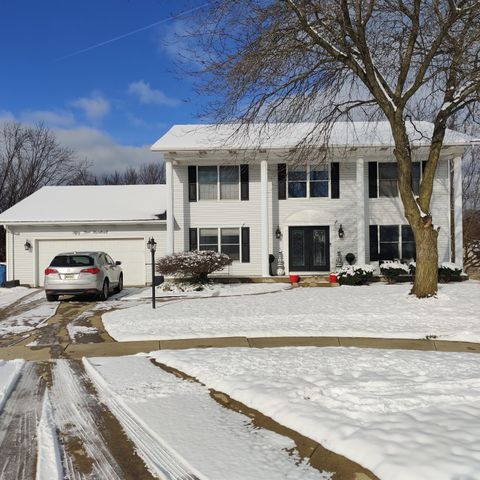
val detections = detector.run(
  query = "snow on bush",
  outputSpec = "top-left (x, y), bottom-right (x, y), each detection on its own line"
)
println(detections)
top-left (438, 262), bottom-right (463, 282)
top-left (156, 250), bottom-right (232, 282)
top-left (380, 261), bottom-right (411, 283)
top-left (159, 280), bottom-right (214, 293)
top-left (336, 264), bottom-right (374, 286)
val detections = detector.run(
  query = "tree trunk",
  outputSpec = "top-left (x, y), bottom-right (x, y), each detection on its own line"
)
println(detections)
top-left (411, 226), bottom-right (439, 297)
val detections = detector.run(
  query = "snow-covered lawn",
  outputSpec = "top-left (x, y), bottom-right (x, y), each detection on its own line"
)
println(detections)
top-left (84, 355), bottom-right (329, 480)
top-left (123, 281), bottom-right (290, 299)
top-left (103, 281), bottom-right (480, 342)
top-left (153, 347), bottom-right (480, 480)
top-left (0, 287), bottom-right (36, 309)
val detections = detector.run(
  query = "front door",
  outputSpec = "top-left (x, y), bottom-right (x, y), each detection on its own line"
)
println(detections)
top-left (289, 226), bottom-right (330, 271)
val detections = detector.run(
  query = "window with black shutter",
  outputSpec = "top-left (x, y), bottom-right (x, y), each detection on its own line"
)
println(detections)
top-left (379, 225), bottom-right (400, 260)
top-left (241, 227), bottom-right (250, 263)
top-left (188, 166), bottom-right (197, 202)
top-left (278, 164), bottom-right (287, 200)
top-left (331, 162), bottom-right (340, 198)
top-left (189, 228), bottom-right (198, 251)
top-left (368, 162), bottom-right (378, 198)
top-left (369, 225), bottom-right (379, 261)
top-left (240, 164), bottom-right (249, 200)
top-left (401, 225), bottom-right (416, 260)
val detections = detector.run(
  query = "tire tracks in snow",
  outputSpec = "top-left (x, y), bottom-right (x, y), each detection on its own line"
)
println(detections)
top-left (83, 358), bottom-right (202, 480)
top-left (51, 359), bottom-right (156, 480)
top-left (0, 361), bottom-right (45, 480)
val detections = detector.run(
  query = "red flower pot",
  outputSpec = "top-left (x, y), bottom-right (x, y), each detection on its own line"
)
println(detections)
top-left (329, 273), bottom-right (337, 283)
top-left (289, 274), bottom-right (300, 283)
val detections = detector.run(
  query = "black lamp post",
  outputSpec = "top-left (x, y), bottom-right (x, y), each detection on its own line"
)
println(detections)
top-left (147, 237), bottom-right (157, 309)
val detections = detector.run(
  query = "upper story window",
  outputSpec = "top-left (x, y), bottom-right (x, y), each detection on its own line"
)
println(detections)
top-left (378, 163), bottom-right (398, 197)
top-left (189, 165), bottom-right (249, 202)
top-left (287, 165), bottom-right (330, 198)
top-left (369, 161), bottom-right (427, 198)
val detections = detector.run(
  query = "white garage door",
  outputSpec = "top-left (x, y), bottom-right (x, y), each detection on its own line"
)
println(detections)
top-left (37, 238), bottom-right (146, 287)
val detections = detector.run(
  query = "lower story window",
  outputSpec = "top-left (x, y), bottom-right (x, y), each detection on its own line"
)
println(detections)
top-left (199, 228), bottom-right (218, 251)
top-left (370, 224), bottom-right (416, 261)
top-left (221, 228), bottom-right (240, 260)
top-left (198, 227), bottom-right (240, 260)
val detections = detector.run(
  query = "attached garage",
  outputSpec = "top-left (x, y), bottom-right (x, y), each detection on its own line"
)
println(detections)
top-left (0, 185), bottom-right (168, 287)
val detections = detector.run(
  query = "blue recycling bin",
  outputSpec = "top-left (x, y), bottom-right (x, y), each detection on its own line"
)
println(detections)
top-left (0, 264), bottom-right (6, 288)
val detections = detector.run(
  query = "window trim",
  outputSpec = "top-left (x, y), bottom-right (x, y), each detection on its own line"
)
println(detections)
top-left (196, 165), bottom-right (241, 201)
top-left (196, 227), bottom-right (242, 262)
top-left (286, 164), bottom-right (331, 199)
top-left (377, 162), bottom-right (399, 198)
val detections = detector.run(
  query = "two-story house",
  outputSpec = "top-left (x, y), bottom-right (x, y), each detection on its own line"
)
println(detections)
top-left (0, 121), bottom-right (470, 287)
top-left (152, 121), bottom-right (470, 278)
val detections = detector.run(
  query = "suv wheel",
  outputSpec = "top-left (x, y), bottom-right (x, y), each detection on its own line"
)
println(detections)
top-left (114, 274), bottom-right (123, 294)
top-left (46, 294), bottom-right (58, 302)
top-left (98, 280), bottom-right (109, 301)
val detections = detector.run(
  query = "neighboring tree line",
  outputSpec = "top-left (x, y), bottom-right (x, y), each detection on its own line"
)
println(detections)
top-left (0, 121), bottom-right (165, 261)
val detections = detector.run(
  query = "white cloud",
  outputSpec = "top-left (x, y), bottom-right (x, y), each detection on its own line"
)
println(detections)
top-left (128, 80), bottom-right (179, 106)
top-left (21, 109), bottom-right (75, 127)
top-left (0, 110), bottom-right (15, 123)
top-left (54, 126), bottom-right (161, 175)
top-left (71, 94), bottom-right (110, 122)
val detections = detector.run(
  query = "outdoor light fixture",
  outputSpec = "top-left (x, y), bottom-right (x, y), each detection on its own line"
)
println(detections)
top-left (275, 226), bottom-right (282, 239)
top-left (24, 240), bottom-right (32, 251)
top-left (338, 224), bottom-right (345, 239)
top-left (147, 237), bottom-right (157, 309)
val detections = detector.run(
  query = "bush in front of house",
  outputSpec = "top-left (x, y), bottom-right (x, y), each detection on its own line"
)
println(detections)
top-left (438, 262), bottom-right (463, 283)
top-left (156, 250), bottom-right (232, 283)
top-left (337, 264), bottom-right (374, 286)
top-left (380, 260), bottom-right (411, 283)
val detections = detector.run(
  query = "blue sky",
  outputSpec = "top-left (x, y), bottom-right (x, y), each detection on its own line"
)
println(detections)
top-left (0, 0), bottom-right (206, 173)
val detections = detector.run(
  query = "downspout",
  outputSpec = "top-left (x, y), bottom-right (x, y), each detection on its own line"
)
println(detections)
top-left (4, 225), bottom-right (15, 281)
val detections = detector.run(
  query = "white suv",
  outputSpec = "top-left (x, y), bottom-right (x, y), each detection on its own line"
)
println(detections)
top-left (44, 251), bottom-right (123, 302)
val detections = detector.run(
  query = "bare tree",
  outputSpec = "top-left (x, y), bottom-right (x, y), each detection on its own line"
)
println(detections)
top-left (139, 162), bottom-right (166, 184)
top-left (180, 0), bottom-right (480, 297)
top-left (0, 121), bottom-right (90, 260)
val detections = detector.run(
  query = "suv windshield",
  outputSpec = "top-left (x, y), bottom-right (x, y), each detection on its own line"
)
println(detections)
top-left (50, 255), bottom-right (94, 267)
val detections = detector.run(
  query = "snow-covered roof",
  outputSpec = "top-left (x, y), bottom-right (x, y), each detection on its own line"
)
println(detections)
top-left (151, 121), bottom-right (473, 151)
top-left (0, 185), bottom-right (167, 224)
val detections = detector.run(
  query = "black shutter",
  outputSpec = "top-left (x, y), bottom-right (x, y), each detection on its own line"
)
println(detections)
top-left (331, 162), bottom-right (340, 198)
top-left (240, 164), bottom-right (249, 200)
top-left (369, 225), bottom-right (379, 261)
top-left (278, 164), bottom-right (287, 200)
top-left (189, 228), bottom-right (198, 251)
top-left (241, 227), bottom-right (250, 263)
top-left (188, 166), bottom-right (197, 202)
top-left (368, 162), bottom-right (378, 198)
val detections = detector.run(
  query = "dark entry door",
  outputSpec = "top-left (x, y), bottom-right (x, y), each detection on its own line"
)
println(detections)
top-left (289, 226), bottom-right (330, 271)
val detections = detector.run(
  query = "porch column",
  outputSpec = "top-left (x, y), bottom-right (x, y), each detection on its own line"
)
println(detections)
top-left (166, 159), bottom-right (174, 255)
top-left (453, 156), bottom-right (463, 267)
top-left (356, 158), bottom-right (367, 263)
top-left (260, 159), bottom-right (270, 276)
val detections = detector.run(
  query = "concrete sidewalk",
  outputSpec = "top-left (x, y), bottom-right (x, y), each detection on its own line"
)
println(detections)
top-left (0, 335), bottom-right (479, 360)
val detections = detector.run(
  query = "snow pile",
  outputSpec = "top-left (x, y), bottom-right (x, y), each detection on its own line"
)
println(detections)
top-left (0, 359), bottom-right (24, 411)
top-left (379, 261), bottom-right (410, 273)
top-left (124, 281), bottom-right (291, 299)
top-left (439, 262), bottom-right (463, 273)
top-left (103, 281), bottom-right (480, 342)
top-left (66, 325), bottom-right (98, 340)
top-left (152, 347), bottom-right (480, 480)
top-left (0, 301), bottom-right (58, 337)
top-left (84, 356), bottom-right (330, 480)
top-left (36, 392), bottom-right (63, 480)
top-left (0, 287), bottom-right (35, 309)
